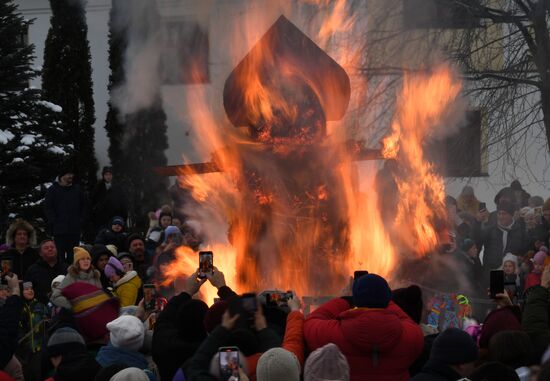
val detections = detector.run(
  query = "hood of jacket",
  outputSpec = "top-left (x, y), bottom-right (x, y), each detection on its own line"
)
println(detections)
top-left (5, 219), bottom-right (37, 247)
top-left (114, 271), bottom-right (139, 288)
top-left (95, 343), bottom-right (148, 369)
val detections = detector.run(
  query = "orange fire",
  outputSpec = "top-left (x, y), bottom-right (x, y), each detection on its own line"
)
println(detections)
top-left (161, 8), bottom-right (461, 305)
top-left (382, 66), bottom-right (461, 256)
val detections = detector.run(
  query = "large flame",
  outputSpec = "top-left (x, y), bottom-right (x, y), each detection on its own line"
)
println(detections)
top-left (162, 7), bottom-right (461, 305)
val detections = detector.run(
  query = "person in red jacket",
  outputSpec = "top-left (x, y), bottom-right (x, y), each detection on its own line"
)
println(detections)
top-left (304, 273), bottom-right (424, 381)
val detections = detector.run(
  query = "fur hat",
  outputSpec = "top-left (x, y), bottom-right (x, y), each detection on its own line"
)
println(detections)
top-left (392, 285), bottom-right (423, 324)
top-left (5, 219), bottom-right (36, 247)
top-left (51, 275), bottom-right (65, 289)
top-left (257, 348), bottom-right (300, 381)
top-left (73, 247), bottom-right (91, 265)
top-left (304, 343), bottom-right (349, 381)
top-left (104, 256), bottom-right (125, 278)
top-left (430, 328), bottom-right (478, 365)
top-left (47, 327), bottom-right (86, 357)
top-left (107, 315), bottom-right (145, 352)
top-left (500, 253), bottom-right (518, 271)
top-left (352, 273), bottom-right (392, 308)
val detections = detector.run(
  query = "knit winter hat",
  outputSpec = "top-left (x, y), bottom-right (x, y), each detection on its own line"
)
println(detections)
top-left (47, 327), bottom-right (86, 357)
top-left (460, 238), bottom-right (475, 253)
top-left (391, 285), bottom-right (423, 324)
top-left (430, 328), bottom-right (478, 365)
top-left (497, 200), bottom-right (516, 216)
top-left (51, 275), bottom-right (65, 289)
top-left (479, 307), bottom-right (522, 349)
top-left (109, 367), bottom-right (149, 381)
top-left (352, 273), bottom-right (392, 308)
top-left (534, 251), bottom-right (547, 265)
top-left (73, 247), bottom-right (91, 265)
top-left (107, 315), bottom-right (145, 351)
top-left (106, 245), bottom-right (118, 257)
top-left (304, 343), bottom-right (349, 381)
top-left (111, 216), bottom-right (125, 227)
top-left (104, 256), bottom-right (125, 279)
top-left (256, 348), bottom-right (301, 381)
top-left (163, 225), bottom-right (181, 243)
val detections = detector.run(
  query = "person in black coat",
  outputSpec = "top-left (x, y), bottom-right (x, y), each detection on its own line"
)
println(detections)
top-left (24, 239), bottom-right (68, 304)
top-left (410, 328), bottom-right (478, 381)
top-left (476, 201), bottom-right (529, 275)
top-left (152, 270), bottom-right (209, 381)
top-left (1, 219), bottom-right (39, 279)
top-left (94, 216), bottom-right (128, 252)
top-left (0, 293), bottom-right (23, 371)
top-left (91, 166), bottom-right (127, 233)
top-left (44, 168), bottom-right (89, 264)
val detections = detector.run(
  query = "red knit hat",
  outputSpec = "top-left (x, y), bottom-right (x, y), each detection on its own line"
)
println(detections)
top-left (479, 306), bottom-right (522, 348)
top-left (61, 281), bottom-right (120, 341)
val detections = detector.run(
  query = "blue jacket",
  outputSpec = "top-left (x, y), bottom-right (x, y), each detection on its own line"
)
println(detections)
top-left (96, 343), bottom-right (156, 380)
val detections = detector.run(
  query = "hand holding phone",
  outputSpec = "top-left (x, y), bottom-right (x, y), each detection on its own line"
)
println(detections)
top-left (219, 347), bottom-right (240, 381)
top-left (479, 202), bottom-right (487, 212)
top-left (198, 251), bottom-right (214, 279)
top-left (143, 284), bottom-right (157, 312)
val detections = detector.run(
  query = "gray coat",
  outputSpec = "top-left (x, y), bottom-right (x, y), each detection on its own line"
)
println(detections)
top-left (50, 265), bottom-right (102, 309)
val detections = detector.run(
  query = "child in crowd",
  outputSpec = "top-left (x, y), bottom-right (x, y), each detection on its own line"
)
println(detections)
top-left (500, 253), bottom-right (522, 302)
top-left (18, 281), bottom-right (48, 381)
top-left (525, 250), bottom-right (546, 290)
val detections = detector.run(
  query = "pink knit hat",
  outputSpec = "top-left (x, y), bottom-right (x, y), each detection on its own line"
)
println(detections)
top-left (534, 251), bottom-right (547, 265)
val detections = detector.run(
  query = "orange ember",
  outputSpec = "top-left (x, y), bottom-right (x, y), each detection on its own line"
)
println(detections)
top-left (161, 11), bottom-right (461, 305)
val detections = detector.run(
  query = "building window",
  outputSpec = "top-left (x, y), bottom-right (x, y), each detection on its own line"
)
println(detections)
top-left (428, 109), bottom-right (488, 177)
top-left (160, 19), bottom-right (209, 84)
top-left (403, 0), bottom-right (481, 29)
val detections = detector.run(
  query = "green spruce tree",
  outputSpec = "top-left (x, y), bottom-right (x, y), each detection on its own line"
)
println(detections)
top-left (0, 0), bottom-right (72, 223)
top-left (42, 0), bottom-right (97, 188)
top-left (105, 0), bottom-right (168, 227)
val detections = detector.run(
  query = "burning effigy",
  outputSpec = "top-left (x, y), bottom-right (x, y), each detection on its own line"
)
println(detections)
top-left (159, 11), bottom-right (462, 303)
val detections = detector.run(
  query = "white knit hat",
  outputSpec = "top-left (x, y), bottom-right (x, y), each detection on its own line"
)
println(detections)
top-left (109, 367), bottom-right (149, 381)
top-left (51, 275), bottom-right (65, 289)
top-left (256, 348), bottom-right (300, 381)
top-left (304, 343), bottom-right (349, 381)
top-left (500, 252), bottom-right (518, 271)
top-left (107, 315), bottom-right (144, 351)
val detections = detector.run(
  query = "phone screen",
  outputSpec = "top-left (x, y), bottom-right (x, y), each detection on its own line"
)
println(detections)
top-left (354, 270), bottom-right (369, 280)
top-left (479, 202), bottom-right (487, 211)
top-left (143, 284), bottom-right (157, 312)
top-left (219, 347), bottom-right (240, 381)
top-left (241, 293), bottom-right (257, 315)
top-left (198, 251), bottom-right (214, 278)
top-left (490, 270), bottom-right (504, 299)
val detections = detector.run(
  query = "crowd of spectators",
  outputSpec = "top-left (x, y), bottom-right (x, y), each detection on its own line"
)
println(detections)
top-left (1, 167), bottom-right (550, 381)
